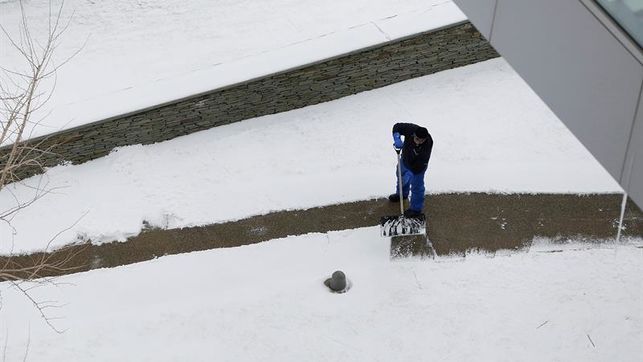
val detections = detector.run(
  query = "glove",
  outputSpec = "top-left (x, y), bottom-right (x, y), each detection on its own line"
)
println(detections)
top-left (393, 132), bottom-right (403, 150)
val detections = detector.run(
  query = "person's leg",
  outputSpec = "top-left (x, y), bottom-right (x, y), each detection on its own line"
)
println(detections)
top-left (409, 171), bottom-right (426, 212)
top-left (395, 162), bottom-right (412, 198)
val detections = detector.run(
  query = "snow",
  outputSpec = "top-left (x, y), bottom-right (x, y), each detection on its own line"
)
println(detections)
top-left (0, 58), bottom-right (623, 255)
top-left (1, 2), bottom-right (639, 360)
top-left (0, 229), bottom-right (641, 361)
top-left (0, 0), bottom-right (464, 139)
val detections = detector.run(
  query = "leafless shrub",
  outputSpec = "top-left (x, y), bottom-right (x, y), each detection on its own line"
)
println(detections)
top-left (0, 0), bottom-right (85, 331)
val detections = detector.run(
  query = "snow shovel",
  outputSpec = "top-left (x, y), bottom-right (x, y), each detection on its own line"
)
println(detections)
top-left (380, 149), bottom-right (426, 237)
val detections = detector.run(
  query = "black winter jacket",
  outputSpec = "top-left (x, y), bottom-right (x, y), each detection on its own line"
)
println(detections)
top-left (393, 122), bottom-right (433, 174)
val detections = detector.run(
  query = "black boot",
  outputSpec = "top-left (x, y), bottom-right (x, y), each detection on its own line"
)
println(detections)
top-left (388, 193), bottom-right (407, 202)
top-left (404, 208), bottom-right (423, 218)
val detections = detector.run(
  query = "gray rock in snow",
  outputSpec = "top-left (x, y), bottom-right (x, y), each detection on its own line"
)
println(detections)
top-left (324, 270), bottom-right (348, 293)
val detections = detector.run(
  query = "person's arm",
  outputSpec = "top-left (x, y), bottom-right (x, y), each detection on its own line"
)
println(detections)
top-left (392, 132), bottom-right (403, 150)
top-left (392, 123), bottom-right (418, 150)
top-left (419, 137), bottom-right (434, 169)
top-left (392, 123), bottom-right (418, 138)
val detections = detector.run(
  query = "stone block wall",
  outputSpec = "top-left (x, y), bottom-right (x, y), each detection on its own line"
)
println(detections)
top-left (1, 22), bottom-right (498, 181)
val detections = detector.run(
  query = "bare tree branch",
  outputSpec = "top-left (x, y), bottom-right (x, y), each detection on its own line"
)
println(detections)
top-left (0, 0), bottom-right (84, 334)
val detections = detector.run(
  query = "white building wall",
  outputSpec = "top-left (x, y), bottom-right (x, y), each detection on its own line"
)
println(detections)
top-left (454, 0), bottom-right (643, 208)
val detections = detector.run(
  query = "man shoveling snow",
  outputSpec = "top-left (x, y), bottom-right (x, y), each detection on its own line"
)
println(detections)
top-left (389, 122), bottom-right (433, 217)
top-left (380, 122), bottom-right (433, 237)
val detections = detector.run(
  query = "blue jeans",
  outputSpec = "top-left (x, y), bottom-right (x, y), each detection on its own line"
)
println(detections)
top-left (395, 161), bottom-right (426, 211)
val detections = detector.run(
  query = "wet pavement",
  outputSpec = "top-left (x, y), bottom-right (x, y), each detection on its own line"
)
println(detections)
top-left (2, 193), bottom-right (642, 280)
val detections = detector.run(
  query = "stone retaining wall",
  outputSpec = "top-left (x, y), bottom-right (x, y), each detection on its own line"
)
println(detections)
top-left (1, 22), bottom-right (498, 181)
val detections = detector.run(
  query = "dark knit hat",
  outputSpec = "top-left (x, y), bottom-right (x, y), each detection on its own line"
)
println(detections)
top-left (414, 127), bottom-right (429, 139)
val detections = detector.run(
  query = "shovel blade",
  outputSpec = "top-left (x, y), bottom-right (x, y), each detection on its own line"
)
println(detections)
top-left (380, 214), bottom-right (426, 237)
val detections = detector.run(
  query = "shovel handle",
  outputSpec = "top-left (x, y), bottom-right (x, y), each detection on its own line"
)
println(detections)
top-left (397, 151), bottom-right (404, 216)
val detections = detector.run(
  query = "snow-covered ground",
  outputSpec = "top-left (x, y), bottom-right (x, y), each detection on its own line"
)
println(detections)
top-left (1, 2), bottom-right (640, 360)
top-left (0, 58), bottom-right (623, 255)
top-left (0, 0), bottom-right (464, 138)
top-left (1, 229), bottom-right (641, 361)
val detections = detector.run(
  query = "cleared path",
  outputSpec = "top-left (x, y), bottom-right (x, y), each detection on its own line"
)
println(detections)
top-left (2, 193), bottom-right (641, 280)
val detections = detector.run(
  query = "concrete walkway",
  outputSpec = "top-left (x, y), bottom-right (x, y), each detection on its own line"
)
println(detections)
top-left (2, 193), bottom-right (641, 280)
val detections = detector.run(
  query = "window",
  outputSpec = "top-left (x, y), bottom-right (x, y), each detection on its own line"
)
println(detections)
top-left (596, 0), bottom-right (643, 48)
